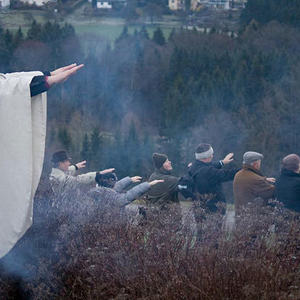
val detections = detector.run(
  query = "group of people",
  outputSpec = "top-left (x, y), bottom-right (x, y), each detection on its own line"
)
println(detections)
top-left (1, 63), bottom-right (299, 259)
top-left (49, 143), bottom-right (300, 215)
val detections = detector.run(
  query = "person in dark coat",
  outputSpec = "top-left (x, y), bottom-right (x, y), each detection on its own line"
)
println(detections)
top-left (189, 143), bottom-right (238, 211)
top-left (276, 154), bottom-right (300, 213)
top-left (147, 153), bottom-right (179, 207)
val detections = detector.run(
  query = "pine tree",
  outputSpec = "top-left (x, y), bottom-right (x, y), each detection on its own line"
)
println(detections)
top-left (81, 133), bottom-right (90, 162)
top-left (58, 128), bottom-right (72, 150)
top-left (116, 26), bottom-right (129, 44)
top-left (152, 27), bottom-right (165, 45)
top-left (90, 128), bottom-right (102, 168)
top-left (27, 20), bottom-right (42, 40)
top-left (14, 27), bottom-right (23, 48)
top-left (139, 25), bottom-right (149, 40)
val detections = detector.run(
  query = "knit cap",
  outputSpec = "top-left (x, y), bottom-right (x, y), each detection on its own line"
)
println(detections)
top-left (152, 153), bottom-right (168, 169)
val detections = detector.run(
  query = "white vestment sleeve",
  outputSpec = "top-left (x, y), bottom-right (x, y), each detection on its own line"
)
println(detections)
top-left (0, 71), bottom-right (47, 258)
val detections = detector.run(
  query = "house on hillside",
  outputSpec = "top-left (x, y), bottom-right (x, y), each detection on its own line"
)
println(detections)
top-left (88, 0), bottom-right (126, 9)
top-left (0, 0), bottom-right (10, 8)
top-left (20, 0), bottom-right (54, 6)
top-left (191, 0), bottom-right (246, 11)
top-left (231, 0), bottom-right (247, 9)
top-left (168, 0), bottom-right (185, 11)
top-left (97, 1), bottom-right (112, 9)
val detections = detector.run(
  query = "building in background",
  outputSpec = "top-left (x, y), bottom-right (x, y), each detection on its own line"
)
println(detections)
top-left (97, 1), bottom-right (112, 9)
top-left (187, 0), bottom-right (247, 11)
top-left (0, 0), bottom-right (10, 8)
top-left (87, 0), bottom-right (126, 9)
top-left (20, 0), bottom-right (54, 6)
top-left (168, 0), bottom-right (185, 11)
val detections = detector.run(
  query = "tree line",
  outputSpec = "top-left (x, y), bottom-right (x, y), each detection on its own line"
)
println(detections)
top-left (1, 5), bottom-right (300, 177)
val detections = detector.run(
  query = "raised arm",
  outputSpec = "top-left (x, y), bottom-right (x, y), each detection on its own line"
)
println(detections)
top-left (30, 64), bottom-right (84, 97)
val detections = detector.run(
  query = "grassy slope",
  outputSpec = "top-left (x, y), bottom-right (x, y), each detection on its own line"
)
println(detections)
top-left (0, 6), bottom-right (181, 40)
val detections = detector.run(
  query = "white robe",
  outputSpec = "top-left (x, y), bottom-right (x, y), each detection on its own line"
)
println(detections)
top-left (0, 71), bottom-right (47, 258)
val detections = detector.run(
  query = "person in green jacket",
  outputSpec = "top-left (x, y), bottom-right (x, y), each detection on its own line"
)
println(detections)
top-left (147, 153), bottom-right (180, 207)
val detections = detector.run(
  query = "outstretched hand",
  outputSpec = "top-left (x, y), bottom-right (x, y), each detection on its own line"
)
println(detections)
top-left (100, 168), bottom-right (115, 175)
top-left (222, 153), bottom-right (234, 165)
top-left (75, 160), bottom-right (86, 169)
top-left (149, 179), bottom-right (164, 186)
top-left (131, 176), bottom-right (142, 183)
top-left (50, 64), bottom-right (78, 76)
top-left (47, 64), bottom-right (84, 87)
top-left (266, 177), bottom-right (276, 183)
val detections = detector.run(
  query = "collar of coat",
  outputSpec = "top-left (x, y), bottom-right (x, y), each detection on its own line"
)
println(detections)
top-left (155, 168), bottom-right (172, 176)
top-left (242, 164), bottom-right (264, 177)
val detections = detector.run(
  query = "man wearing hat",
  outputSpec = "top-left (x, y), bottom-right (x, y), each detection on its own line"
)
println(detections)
top-left (233, 151), bottom-right (275, 213)
top-left (188, 143), bottom-right (238, 212)
top-left (147, 153), bottom-right (180, 206)
top-left (50, 150), bottom-right (114, 192)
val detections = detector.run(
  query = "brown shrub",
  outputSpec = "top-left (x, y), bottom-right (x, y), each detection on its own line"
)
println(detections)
top-left (0, 191), bottom-right (299, 300)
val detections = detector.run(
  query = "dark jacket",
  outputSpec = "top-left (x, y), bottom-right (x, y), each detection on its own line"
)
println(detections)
top-left (233, 165), bottom-right (275, 212)
top-left (189, 160), bottom-right (238, 203)
top-left (276, 169), bottom-right (300, 213)
top-left (147, 168), bottom-right (179, 206)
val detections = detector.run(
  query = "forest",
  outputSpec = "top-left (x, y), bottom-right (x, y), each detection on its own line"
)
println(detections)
top-left (2, 11), bottom-right (300, 179)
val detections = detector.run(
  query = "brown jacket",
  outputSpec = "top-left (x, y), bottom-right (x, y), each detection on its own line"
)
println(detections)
top-left (233, 165), bottom-right (275, 211)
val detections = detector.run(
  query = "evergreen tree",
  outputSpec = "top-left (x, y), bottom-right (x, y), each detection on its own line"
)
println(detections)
top-left (58, 128), bottom-right (72, 151)
top-left (139, 25), bottom-right (149, 40)
top-left (152, 27), bottom-right (165, 45)
top-left (124, 121), bottom-right (141, 175)
top-left (14, 27), bottom-right (24, 48)
top-left (27, 20), bottom-right (42, 40)
top-left (116, 26), bottom-right (129, 44)
top-left (81, 133), bottom-right (90, 162)
top-left (90, 128), bottom-right (102, 168)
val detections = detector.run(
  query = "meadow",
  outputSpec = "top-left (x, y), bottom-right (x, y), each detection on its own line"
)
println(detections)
top-left (0, 8), bottom-right (179, 40)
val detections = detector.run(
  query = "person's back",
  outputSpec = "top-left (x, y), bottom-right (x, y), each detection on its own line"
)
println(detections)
top-left (276, 154), bottom-right (300, 213)
top-left (189, 159), bottom-right (236, 202)
top-left (233, 152), bottom-right (275, 213)
top-left (147, 153), bottom-right (179, 206)
top-left (189, 144), bottom-right (238, 209)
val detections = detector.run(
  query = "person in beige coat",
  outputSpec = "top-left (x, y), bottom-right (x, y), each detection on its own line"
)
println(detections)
top-left (50, 150), bottom-right (164, 206)
top-left (49, 150), bottom-right (114, 193)
top-left (233, 151), bottom-right (275, 213)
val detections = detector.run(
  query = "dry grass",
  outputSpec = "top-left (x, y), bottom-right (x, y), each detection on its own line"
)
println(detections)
top-left (0, 187), bottom-right (299, 299)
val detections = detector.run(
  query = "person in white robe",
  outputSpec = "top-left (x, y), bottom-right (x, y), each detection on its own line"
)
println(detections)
top-left (0, 64), bottom-right (84, 258)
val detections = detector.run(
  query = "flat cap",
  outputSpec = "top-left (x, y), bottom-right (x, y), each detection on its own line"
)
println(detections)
top-left (243, 151), bottom-right (264, 165)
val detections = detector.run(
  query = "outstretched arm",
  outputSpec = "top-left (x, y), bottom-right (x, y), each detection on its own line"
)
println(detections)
top-left (30, 64), bottom-right (84, 97)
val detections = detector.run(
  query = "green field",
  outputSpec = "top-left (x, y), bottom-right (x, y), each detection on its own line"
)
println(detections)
top-left (0, 8), bottom-right (181, 41)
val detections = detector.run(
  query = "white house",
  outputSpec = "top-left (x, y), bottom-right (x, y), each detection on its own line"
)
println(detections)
top-left (20, 0), bottom-right (53, 6)
top-left (192, 0), bottom-right (246, 10)
top-left (168, 0), bottom-right (185, 11)
top-left (97, 1), bottom-right (112, 9)
top-left (0, 0), bottom-right (10, 8)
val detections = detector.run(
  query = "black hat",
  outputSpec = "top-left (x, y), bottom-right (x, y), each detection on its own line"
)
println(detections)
top-left (152, 153), bottom-right (168, 169)
top-left (96, 172), bottom-right (118, 188)
top-left (51, 150), bottom-right (71, 164)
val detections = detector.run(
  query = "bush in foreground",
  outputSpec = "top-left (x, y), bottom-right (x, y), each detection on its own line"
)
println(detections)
top-left (0, 190), bottom-right (299, 299)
